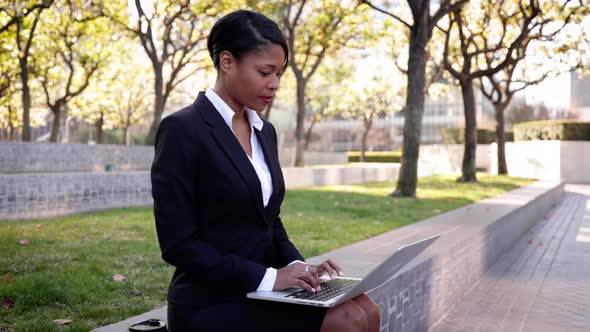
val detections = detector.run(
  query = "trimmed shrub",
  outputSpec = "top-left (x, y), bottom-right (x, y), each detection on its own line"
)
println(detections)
top-left (347, 151), bottom-right (402, 163)
top-left (505, 131), bottom-right (514, 142)
top-left (439, 128), bottom-right (496, 144)
top-left (513, 120), bottom-right (590, 141)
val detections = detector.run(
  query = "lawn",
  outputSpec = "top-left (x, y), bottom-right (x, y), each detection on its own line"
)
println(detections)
top-left (0, 174), bottom-right (532, 331)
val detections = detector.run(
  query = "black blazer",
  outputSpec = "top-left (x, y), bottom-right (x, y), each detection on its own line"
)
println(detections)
top-left (151, 92), bottom-right (304, 307)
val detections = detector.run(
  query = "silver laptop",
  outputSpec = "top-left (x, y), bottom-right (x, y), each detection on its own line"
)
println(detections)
top-left (247, 234), bottom-right (440, 308)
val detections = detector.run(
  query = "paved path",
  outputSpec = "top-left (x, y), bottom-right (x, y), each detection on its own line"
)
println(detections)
top-left (430, 185), bottom-right (590, 332)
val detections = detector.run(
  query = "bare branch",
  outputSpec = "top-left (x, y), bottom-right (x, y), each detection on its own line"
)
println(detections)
top-left (360, 0), bottom-right (412, 29)
top-left (0, 0), bottom-right (53, 33)
top-left (429, 0), bottom-right (469, 30)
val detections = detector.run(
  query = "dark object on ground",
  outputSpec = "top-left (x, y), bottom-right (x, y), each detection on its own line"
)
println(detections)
top-left (128, 319), bottom-right (167, 332)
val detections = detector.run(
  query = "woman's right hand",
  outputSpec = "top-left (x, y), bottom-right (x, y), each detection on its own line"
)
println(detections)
top-left (273, 262), bottom-right (321, 292)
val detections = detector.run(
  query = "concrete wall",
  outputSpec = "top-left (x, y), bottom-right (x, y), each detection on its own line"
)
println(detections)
top-left (278, 148), bottom-right (348, 166)
top-left (283, 163), bottom-right (399, 189)
top-left (490, 141), bottom-right (590, 183)
top-left (0, 164), bottom-right (400, 221)
top-left (3, 140), bottom-right (586, 221)
top-left (0, 142), bottom-right (349, 173)
top-left (418, 144), bottom-right (491, 176)
top-left (0, 172), bottom-right (152, 220)
top-left (0, 142), bottom-right (153, 173)
top-left (560, 141), bottom-right (590, 183)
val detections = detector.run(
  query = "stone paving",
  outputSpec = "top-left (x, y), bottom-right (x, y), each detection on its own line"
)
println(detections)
top-left (430, 185), bottom-right (590, 332)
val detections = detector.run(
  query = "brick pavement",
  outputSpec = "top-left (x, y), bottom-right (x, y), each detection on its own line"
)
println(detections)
top-left (430, 185), bottom-right (590, 332)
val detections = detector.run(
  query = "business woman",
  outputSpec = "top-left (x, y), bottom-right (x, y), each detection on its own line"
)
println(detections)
top-left (151, 10), bottom-right (380, 332)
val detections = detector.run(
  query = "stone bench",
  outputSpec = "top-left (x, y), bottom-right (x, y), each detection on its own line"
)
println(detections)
top-left (309, 180), bottom-right (563, 331)
top-left (93, 180), bottom-right (563, 332)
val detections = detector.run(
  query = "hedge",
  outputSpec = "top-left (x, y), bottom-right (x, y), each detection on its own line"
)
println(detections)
top-left (440, 128), bottom-right (497, 144)
top-left (513, 120), bottom-right (590, 141)
top-left (347, 151), bottom-right (402, 163)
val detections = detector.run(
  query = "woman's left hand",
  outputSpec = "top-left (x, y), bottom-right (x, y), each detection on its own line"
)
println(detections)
top-left (312, 259), bottom-right (344, 279)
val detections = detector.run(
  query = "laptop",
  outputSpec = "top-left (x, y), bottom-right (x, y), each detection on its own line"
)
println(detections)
top-left (247, 234), bottom-right (440, 308)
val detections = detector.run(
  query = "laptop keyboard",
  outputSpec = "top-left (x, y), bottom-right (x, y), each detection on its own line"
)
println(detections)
top-left (286, 278), bottom-right (360, 302)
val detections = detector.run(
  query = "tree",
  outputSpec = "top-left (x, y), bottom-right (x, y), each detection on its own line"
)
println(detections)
top-left (485, 0), bottom-right (588, 175)
top-left (0, 82), bottom-right (19, 140)
top-left (344, 68), bottom-right (404, 161)
top-left (34, 0), bottom-right (111, 142)
top-left (505, 100), bottom-right (550, 125)
top-left (361, 0), bottom-right (468, 196)
top-left (480, 69), bottom-right (546, 175)
top-left (72, 42), bottom-right (152, 145)
top-left (253, 0), bottom-right (372, 166)
top-left (303, 57), bottom-right (355, 150)
top-left (0, 26), bottom-right (18, 140)
top-left (0, 0), bottom-right (52, 33)
top-left (105, 0), bottom-right (237, 144)
top-left (110, 79), bottom-right (151, 145)
top-left (2, 0), bottom-right (55, 141)
top-left (386, 15), bottom-right (449, 98)
top-left (442, 0), bottom-right (588, 181)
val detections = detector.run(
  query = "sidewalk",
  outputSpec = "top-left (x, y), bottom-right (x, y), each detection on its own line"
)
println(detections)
top-left (430, 185), bottom-right (590, 332)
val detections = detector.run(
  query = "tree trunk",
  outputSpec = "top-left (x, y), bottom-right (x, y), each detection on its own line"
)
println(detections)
top-left (63, 116), bottom-right (72, 143)
top-left (8, 105), bottom-right (15, 141)
top-left (96, 113), bottom-right (104, 144)
top-left (360, 119), bottom-right (372, 162)
top-left (458, 79), bottom-right (478, 182)
top-left (495, 103), bottom-right (508, 175)
top-left (293, 77), bottom-right (307, 166)
top-left (304, 116), bottom-right (318, 151)
top-left (16, 11), bottom-right (42, 141)
top-left (49, 106), bottom-right (61, 143)
top-left (19, 57), bottom-right (32, 141)
top-left (145, 63), bottom-right (164, 145)
top-left (122, 125), bottom-right (129, 145)
top-left (392, 20), bottom-right (429, 197)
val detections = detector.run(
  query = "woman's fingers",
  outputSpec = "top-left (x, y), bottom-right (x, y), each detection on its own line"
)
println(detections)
top-left (320, 261), bottom-right (338, 279)
top-left (298, 269), bottom-right (320, 290)
top-left (318, 259), bottom-right (344, 278)
top-left (326, 259), bottom-right (344, 276)
top-left (295, 277), bottom-right (316, 293)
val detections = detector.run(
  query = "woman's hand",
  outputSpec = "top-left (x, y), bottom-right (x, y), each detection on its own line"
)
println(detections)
top-left (313, 259), bottom-right (344, 279)
top-left (274, 262), bottom-right (321, 292)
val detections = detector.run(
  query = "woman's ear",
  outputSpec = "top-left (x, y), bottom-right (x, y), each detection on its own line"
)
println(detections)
top-left (218, 50), bottom-right (234, 75)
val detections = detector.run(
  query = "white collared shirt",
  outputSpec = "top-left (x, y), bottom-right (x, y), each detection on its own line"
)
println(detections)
top-left (205, 88), bottom-right (278, 291)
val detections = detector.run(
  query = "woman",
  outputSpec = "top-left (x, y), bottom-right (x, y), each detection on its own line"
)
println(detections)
top-left (151, 10), bottom-right (380, 332)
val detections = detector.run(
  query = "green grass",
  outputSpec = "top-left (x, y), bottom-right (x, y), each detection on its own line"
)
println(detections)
top-left (0, 174), bottom-right (532, 331)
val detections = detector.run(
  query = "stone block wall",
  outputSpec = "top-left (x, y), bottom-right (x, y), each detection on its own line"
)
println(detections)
top-left (0, 142), bottom-right (154, 173)
top-left (0, 172), bottom-right (151, 220)
top-left (0, 165), bottom-right (400, 221)
top-left (0, 142), bottom-right (350, 173)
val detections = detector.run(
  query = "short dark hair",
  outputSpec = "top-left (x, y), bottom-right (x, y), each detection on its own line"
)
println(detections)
top-left (207, 10), bottom-right (289, 69)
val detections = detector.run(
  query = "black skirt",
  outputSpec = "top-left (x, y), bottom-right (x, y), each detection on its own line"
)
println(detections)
top-left (168, 298), bottom-right (328, 332)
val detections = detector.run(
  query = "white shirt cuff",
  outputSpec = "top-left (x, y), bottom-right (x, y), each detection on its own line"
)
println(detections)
top-left (256, 267), bottom-right (277, 291)
top-left (257, 261), bottom-right (305, 291)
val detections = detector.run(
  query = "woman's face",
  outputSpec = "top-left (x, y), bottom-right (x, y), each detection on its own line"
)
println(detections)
top-left (225, 44), bottom-right (286, 112)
